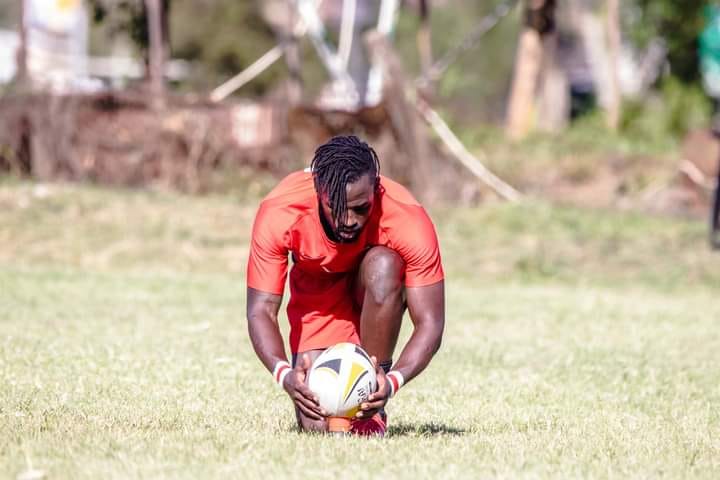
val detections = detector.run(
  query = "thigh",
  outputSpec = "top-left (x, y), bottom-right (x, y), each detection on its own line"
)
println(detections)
top-left (350, 247), bottom-right (407, 310)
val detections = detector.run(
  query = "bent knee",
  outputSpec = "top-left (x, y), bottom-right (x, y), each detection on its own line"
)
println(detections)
top-left (296, 413), bottom-right (328, 433)
top-left (360, 246), bottom-right (405, 304)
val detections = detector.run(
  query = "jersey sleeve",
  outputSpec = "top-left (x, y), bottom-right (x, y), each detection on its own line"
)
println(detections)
top-left (246, 203), bottom-right (290, 295)
top-left (392, 207), bottom-right (444, 287)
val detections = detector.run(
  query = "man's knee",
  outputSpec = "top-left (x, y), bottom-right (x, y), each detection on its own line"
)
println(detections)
top-left (360, 246), bottom-right (405, 305)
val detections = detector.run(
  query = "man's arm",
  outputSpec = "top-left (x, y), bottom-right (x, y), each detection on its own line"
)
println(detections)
top-left (360, 280), bottom-right (444, 417)
top-left (392, 280), bottom-right (445, 382)
top-left (385, 206), bottom-right (445, 384)
top-left (246, 287), bottom-right (286, 372)
top-left (246, 287), bottom-right (325, 419)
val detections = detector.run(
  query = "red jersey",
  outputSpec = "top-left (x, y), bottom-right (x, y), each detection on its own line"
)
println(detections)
top-left (247, 171), bottom-right (443, 353)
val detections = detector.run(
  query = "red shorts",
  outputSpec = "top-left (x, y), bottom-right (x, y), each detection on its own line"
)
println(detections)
top-left (286, 265), bottom-right (360, 354)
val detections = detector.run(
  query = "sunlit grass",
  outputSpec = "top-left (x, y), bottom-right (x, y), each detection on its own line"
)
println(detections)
top-left (1, 182), bottom-right (719, 478)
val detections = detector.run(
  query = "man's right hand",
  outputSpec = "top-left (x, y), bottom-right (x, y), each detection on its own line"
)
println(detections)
top-left (282, 353), bottom-right (326, 420)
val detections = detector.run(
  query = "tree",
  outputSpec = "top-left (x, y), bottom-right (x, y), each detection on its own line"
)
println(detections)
top-left (605, 0), bottom-right (621, 130)
top-left (89, 0), bottom-right (170, 77)
top-left (170, 1), bottom-right (278, 94)
top-left (505, 0), bottom-right (560, 139)
top-left (631, 0), bottom-right (706, 84)
top-left (145, 0), bottom-right (166, 109)
top-left (15, 0), bottom-right (27, 84)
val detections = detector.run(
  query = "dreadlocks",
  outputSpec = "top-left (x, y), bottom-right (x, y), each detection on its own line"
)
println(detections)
top-left (311, 135), bottom-right (380, 228)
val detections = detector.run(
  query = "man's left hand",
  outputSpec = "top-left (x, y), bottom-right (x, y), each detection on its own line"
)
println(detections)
top-left (357, 356), bottom-right (390, 419)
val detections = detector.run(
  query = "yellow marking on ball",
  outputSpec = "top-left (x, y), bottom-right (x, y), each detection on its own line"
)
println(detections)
top-left (343, 362), bottom-right (365, 400)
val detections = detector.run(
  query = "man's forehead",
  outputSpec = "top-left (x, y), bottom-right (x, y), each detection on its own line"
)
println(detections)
top-left (346, 175), bottom-right (375, 201)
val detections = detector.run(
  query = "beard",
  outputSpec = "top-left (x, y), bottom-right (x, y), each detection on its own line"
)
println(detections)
top-left (336, 226), bottom-right (362, 243)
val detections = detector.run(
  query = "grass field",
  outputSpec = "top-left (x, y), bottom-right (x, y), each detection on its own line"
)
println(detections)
top-left (2, 181), bottom-right (720, 479)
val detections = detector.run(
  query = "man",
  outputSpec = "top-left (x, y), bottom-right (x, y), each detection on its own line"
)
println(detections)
top-left (246, 135), bottom-right (445, 435)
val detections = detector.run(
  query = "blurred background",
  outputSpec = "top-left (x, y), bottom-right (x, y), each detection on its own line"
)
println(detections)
top-left (6, 5), bottom-right (720, 478)
top-left (0, 0), bottom-right (719, 236)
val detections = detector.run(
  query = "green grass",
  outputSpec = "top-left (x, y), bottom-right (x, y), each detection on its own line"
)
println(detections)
top-left (2, 181), bottom-right (720, 479)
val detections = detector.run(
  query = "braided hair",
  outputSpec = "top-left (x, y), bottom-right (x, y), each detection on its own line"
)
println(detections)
top-left (311, 135), bottom-right (380, 228)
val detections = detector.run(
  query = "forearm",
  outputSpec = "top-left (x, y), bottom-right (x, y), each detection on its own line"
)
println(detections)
top-left (393, 281), bottom-right (445, 384)
top-left (248, 313), bottom-right (288, 372)
top-left (246, 288), bottom-right (287, 373)
top-left (390, 321), bottom-right (442, 382)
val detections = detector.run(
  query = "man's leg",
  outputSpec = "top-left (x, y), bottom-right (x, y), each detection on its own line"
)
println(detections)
top-left (354, 246), bottom-right (406, 369)
top-left (294, 247), bottom-right (404, 432)
top-left (292, 349), bottom-right (327, 432)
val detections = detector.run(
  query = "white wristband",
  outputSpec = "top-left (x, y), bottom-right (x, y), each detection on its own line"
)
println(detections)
top-left (273, 360), bottom-right (291, 387)
top-left (386, 370), bottom-right (404, 397)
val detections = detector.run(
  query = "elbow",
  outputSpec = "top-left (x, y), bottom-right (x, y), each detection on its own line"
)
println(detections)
top-left (432, 335), bottom-right (442, 355)
top-left (427, 324), bottom-right (443, 355)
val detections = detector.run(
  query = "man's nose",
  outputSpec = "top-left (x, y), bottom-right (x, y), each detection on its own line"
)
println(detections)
top-left (345, 212), bottom-right (359, 227)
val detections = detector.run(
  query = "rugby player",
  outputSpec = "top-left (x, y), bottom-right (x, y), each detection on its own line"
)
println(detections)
top-left (246, 135), bottom-right (445, 435)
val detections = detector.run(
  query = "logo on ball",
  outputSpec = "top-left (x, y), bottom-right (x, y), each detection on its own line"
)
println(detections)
top-left (307, 343), bottom-right (377, 418)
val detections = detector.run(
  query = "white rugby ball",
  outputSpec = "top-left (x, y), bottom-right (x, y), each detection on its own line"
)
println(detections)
top-left (307, 342), bottom-right (377, 418)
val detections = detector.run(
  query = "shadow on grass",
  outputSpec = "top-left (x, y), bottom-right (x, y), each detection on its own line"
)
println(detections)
top-left (388, 422), bottom-right (466, 437)
top-left (286, 422), bottom-right (466, 437)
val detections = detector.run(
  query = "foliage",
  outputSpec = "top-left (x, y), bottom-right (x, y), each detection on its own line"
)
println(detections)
top-left (88, 0), bottom-right (153, 52)
top-left (621, 77), bottom-right (712, 140)
top-left (627, 0), bottom-right (707, 83)
top-left (169, 0), bottom-right (280, 93)
top-left (395, 0), bottom-right (521, 123)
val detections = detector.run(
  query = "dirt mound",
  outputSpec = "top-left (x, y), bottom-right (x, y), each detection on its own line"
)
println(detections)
top-left (2, 92), bottom-right (717, 218)
top-left (0, 91), bottom-right (477, 203)
top-left (0, 92), bottom-right (298, 193)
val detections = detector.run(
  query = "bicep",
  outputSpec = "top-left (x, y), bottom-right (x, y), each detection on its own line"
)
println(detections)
top-left (395, 209), bottom-right (444, 288)
top-left (247, 206), bottom-right (289, 295)
top-left (246, 287), bottom-right (283, 324)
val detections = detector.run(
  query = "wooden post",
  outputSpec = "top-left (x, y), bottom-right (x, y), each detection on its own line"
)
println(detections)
top-left (16, 0), bottom-right (28, 83)
top-left (260, 1), bottom-right (304, 104)
top-left (283, 0), bottom-right (303, 105)
top-left (538, 28), bottom-right (569, 132)
top-left (416, 0), bottom-right (433, 76)
top-left (605, 0), bottom-right (621, 130)
top-left (506, 27), bottom-right (544, 139)
top-left (505, 0), bottom-right (557, 140)
top-left (145, 0), bottom-right (166, 110)
top-left (365, 31), bottom-right (432, 199)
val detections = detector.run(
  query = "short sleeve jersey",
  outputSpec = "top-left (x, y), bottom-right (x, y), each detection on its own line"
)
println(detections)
top-left (247, 171), bottom-right (444, 352)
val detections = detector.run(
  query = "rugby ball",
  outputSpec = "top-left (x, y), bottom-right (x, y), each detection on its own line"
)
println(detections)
top-left (307, 342), bottom-right (377, 418)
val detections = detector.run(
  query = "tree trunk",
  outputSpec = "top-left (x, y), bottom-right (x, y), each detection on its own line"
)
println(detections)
top-left (538, 29), bottom-right (569, 132)
top-left (605, 0), bottom-right (621, 130)
top-left (365, 32), bottom-right (435, 203)
top-left (505, 0), bottom-right (557, 140)
top-left (506, 28), bottom-right (543, 139)
top-left (15, 0), bottom-right (28, 84)
top-left (576, 2), bottom-right (617, 126)
top-left (145, 0), bottom-right (166, 110)
top-left (416, 0), bottom-right (433, 76)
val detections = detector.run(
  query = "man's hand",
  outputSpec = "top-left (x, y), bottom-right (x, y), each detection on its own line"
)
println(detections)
top-left (283, 354), bottom-right (326, 420)
top-left (357, 356), bottom-right (390, 419)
